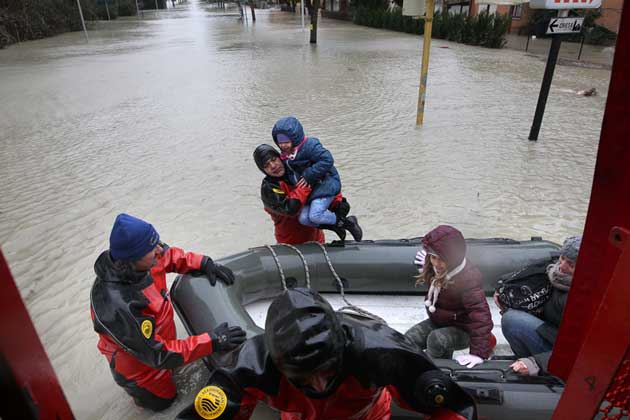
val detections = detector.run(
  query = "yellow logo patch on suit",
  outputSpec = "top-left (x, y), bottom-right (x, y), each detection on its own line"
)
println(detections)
top-left (194, 386), bottom-right (228, 419)
top-left (141, 320), bottom-right (153, 339)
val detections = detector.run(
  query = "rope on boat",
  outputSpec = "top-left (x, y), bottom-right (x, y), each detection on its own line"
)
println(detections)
top-left (265, 243), bottom-right (311, 289)
top-left (265, 242), bottom-right (385, 324)
top-left (281, 243), bottom-right (311, 289)
top-left (265, 245), bottom-right (288, 291)
top-left (311, 242), bottom-right (386, 324)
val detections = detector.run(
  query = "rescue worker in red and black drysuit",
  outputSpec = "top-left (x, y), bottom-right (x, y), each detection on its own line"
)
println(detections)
top-left (90, 213), bottom-right (246, 411)
top-left (253, 144), bottom-right (356, 244)
top-left (176, 288), bottom-right (478, 420)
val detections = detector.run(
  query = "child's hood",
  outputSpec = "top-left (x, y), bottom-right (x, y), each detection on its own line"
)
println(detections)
top-left (272, 116), bottom-right (305, 147)
top-left (421, 225), bottom-right (467, 269)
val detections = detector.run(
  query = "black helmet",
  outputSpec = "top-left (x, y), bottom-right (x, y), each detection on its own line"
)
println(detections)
top-left (253, 144), bottom-right (280, 174)
top-left (265, 288), bottom-right (346, 398)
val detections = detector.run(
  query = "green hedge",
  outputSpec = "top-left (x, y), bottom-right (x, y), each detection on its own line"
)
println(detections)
top-left (354, 7), bottom-right (424, 34)
top-left (0, 0), bottom-right (138, 48)
top-left (585, 24), bottom-right (617, 46)
top-left (354, 8), bottom-right (511, 48)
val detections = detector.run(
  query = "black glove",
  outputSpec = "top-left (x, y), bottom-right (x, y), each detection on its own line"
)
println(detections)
top-left (202, 257), bottom-right (235, 286)
top-left (210, 322), bottom-right (246, 352)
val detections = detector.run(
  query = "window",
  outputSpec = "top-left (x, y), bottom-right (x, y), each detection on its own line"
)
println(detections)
top-left (511, 4), bottom-right (523, 19)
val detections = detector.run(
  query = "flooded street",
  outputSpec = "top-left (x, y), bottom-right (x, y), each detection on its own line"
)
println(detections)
top-left (0, 1), bottom-right (610, 418)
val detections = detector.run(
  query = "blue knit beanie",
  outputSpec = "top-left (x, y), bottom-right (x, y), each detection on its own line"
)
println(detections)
top-left (560, 236), bottom-right (582, 262)
top-left (109, 213), bottom-right (160, 262)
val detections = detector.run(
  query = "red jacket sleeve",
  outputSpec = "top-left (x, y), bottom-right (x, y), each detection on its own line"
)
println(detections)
top-left (153, 331), bottom-right (214, 365)
top-left (286, 182), bottom-right (311, 205)
top-left (260, 179), bottom-right (310, 217)
top-left (157, 246), bottom-right (204, 274)
top-left (112, 309), bottom-right (214, 369)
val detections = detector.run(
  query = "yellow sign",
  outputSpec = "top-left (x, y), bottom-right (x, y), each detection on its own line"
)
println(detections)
top-left (194, 386), bottom-right (227, 419)
top-left (141, 320), bottom-right (153, 339)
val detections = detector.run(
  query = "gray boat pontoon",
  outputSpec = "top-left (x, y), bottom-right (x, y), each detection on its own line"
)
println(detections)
top-left (172, 237), bottom-right (564, 419)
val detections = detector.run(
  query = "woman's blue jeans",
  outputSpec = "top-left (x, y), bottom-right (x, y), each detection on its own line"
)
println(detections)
top-left (501, 309), bottom-right (553, 357)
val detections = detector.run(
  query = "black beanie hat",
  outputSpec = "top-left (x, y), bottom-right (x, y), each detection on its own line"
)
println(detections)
top-left (253, 144), bottom-right (280, 174)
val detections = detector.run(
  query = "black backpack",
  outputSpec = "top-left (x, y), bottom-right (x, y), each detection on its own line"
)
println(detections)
top-left (495, 261), bottom-right (553, 316)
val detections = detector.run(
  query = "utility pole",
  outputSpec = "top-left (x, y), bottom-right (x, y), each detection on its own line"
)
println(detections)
top-left (249, 0), bottom-right (256, 21)
top-left (135, 0), bottom-right (142, 17)
top-left (310, 0), bottom-right (319, 43)
top-left (416, 0), bottom-right (434, 125)
top-left (76, 0), bottom-right (89, 42)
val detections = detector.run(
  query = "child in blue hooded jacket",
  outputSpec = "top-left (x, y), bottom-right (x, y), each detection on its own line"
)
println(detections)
top-left (272, 116), bottom-right (362, 241)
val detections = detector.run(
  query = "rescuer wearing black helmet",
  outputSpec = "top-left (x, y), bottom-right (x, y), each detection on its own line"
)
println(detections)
top-left (264, 287), bottom-right (346, 399)
top-left (176, 288), bottom-right (477, 420)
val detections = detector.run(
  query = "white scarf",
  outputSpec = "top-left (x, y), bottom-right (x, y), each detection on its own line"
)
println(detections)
top-left (425, 258), bottom-right (467, 313)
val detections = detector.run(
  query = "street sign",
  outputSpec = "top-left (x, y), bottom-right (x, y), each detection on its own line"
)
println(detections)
top-left (530, 0), bottom-right (601, 9)
top-left (403, 0), bottom-right (426, 17)
top-left (546, 17), bottom-right (585, 34)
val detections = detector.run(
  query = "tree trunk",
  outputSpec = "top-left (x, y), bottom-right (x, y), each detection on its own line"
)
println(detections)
top-left (249, 0), bottom-right (256, 21)
top-left (309, 0), bottom-right (319, 43)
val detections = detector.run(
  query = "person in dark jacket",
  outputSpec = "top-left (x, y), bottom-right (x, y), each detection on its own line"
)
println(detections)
top-left (175, 288), bottom-right (478, 420)
top-left (90, 214), bottom-right (246, 411)
top-left (405, 225), bottom-right (494, 368)
top-left (253, 144), bottom-right (352, 243)
top-left (500, 236), bottom-right (582, 376)
top-left (271, 116), bottom-right (363, 241)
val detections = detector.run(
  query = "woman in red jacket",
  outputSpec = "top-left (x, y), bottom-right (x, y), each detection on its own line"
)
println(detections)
top-left (405, 225), bottom-right (494, 369)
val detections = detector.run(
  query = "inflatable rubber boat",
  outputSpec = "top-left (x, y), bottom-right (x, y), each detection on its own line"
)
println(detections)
top-left (171, 237), bottom-right (565, 419)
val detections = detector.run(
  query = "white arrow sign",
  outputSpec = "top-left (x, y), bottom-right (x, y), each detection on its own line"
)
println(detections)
top-left (546, 17), bottom-right (585, 34)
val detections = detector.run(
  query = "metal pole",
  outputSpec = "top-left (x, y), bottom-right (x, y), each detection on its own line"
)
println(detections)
top-left (310, 0), bottom-right (319, 43)
top-left (416, 0), bottom-right (435, 125)
top-left (104, 0), bottom-right (111, 20)
top-left (135, 0), bottom-right (142, 17)
top-left (301, 0), bottom-right (305, 30)
top-left (577, 34), bottom-right (585, 60)
top-left (528, 10), bottom-right (567, 141)
top-left (525, 33), bottom-right (530, 52)
top-left (155, 0), bottom-right (159, 10)
top-left (76, 0), bottom-right (89, 42)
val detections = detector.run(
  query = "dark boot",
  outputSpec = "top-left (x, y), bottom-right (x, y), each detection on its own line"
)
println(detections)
top-left (340, 215), bottom-right (363, 242)
top-left (319, 224), bottom-right (347, 242)
top-left (345, 215), bottom-right (363, 241)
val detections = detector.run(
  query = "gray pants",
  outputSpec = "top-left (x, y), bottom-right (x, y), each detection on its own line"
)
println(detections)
top-left (405, 319), bottom-right (470, 359)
